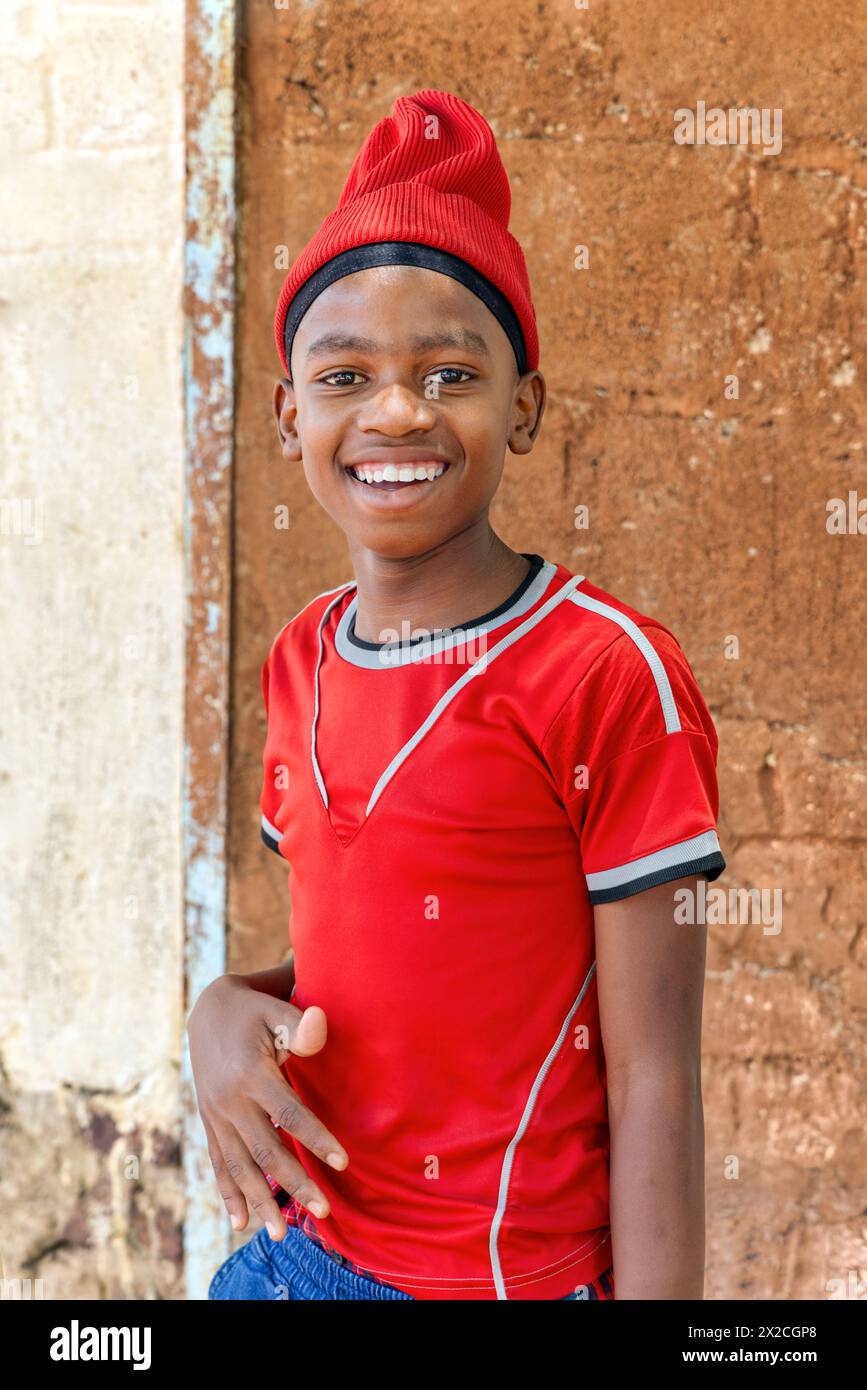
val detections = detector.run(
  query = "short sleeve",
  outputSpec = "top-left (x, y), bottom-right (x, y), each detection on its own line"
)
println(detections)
top-left (259, 643), bottom-right (288, 859)
top-left (541, 622), bottom-right (725, 904)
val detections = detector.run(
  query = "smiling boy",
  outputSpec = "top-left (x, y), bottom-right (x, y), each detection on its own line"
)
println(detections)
top-left (193, 89), bottom-right (725, 1302)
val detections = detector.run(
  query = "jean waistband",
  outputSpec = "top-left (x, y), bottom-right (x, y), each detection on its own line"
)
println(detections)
top-left (271, 1223), bottom-right (413, 1300)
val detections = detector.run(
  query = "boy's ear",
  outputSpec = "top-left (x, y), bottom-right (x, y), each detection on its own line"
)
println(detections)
top-left (273, 377), bottom-right (302, 461)
top-left (508, 370), bottom-right (546, 456)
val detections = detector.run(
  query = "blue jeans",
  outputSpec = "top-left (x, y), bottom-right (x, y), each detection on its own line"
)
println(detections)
top-left (208, 1224), bottom-right (611, 1300)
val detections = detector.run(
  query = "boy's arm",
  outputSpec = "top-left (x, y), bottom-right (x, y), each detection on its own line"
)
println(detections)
top-left (595, 873), bottom-right (708, 1300)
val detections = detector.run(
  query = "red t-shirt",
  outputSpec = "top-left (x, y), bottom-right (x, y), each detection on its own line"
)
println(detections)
top-left (258, 553), bottom-right (724, 1300)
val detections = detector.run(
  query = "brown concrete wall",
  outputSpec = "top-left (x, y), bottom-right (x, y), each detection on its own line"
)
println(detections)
top-left (229, 1), bottom-right (867, 1299)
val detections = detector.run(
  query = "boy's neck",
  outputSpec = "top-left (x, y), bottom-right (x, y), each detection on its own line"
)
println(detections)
top-left (348, 529), bottom-right (532, 644)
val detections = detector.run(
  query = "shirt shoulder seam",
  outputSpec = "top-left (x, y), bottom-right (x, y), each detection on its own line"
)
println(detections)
top-left (562, 726), bottom-right (714, 805)
top-left (538, 616), bottom-right (676, 750)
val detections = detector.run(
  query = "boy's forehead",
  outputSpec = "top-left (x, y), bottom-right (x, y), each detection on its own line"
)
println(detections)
top-left (320, 261), bottom-right (470, 299)
top-left (294, 265), bottom-right (507, 360)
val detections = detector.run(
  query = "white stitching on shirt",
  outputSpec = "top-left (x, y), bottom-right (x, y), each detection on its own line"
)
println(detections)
top-left (330, 1232), bottom-right (612, 1291)
top-left (489, 960), bottom-right (599, 1299)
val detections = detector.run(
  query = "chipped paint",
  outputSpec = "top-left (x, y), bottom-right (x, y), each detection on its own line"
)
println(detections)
top-left (181, 0), bottom-right (237, 1301)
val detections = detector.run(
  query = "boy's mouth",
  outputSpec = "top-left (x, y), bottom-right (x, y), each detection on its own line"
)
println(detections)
top-left (340, 457), bottom-right (452, 507)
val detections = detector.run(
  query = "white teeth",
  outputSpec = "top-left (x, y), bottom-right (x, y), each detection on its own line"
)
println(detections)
top-left (350, 463), bottom-right (446, 485)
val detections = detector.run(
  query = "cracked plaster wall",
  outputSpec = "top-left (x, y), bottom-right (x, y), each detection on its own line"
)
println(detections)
top-left (230, 1), bottom-right (867, 1301)
top-left (0, 0), bottom-right (186, 1299)
top-left (0, 0), bottom-right (863, 1303)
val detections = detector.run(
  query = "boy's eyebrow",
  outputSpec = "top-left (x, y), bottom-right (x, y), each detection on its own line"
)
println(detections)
top-left (410, 330), bottom-right (491, 358)
top-left (304, 329), bottom-right (491, 361)
top-left (305, 333), bottom-right (379, 360)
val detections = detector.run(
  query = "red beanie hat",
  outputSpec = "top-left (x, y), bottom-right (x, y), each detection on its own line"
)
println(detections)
top-left (273, 89), bottom-right (539, 378)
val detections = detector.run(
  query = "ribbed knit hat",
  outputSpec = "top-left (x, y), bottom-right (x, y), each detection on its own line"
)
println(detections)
top-left (274, 89), bottom-right (539, 379)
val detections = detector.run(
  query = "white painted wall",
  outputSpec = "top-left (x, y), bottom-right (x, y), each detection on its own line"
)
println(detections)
top-left (0, 0), bottom-right (186, 1297)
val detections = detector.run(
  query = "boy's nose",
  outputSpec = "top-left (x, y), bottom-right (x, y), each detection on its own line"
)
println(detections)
top-left (357, 381), bottom-right (437, 431)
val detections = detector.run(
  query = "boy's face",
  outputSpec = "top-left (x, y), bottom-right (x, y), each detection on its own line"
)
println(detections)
top-left (273, 265), bottom-right (545, 560)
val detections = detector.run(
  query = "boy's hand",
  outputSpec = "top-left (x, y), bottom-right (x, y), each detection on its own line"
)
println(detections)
top-left (186, 973), bottom-right (348, 1240)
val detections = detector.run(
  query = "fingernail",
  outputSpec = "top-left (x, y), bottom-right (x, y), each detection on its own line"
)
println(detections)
top-left (326, 1152), bottom-right (346, 1169)
top-left (229, 1213), bottom-right (243, 1231)
top-left (267, 1221), bottom-right (283, 1239)
top-left (309, 1201), bottom-right (327, 1218)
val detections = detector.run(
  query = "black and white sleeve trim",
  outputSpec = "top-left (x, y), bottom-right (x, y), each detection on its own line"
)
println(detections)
top-left (261, 812), bottom-right (284, 857)
top-left (586, 829), bottom-right (725, 905)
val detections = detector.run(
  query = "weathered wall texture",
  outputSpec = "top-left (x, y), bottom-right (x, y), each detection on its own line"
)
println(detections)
top-left (231, 2), bottom-right (867, 1299)
top-left (0, 0), bottom-right (185, 1297)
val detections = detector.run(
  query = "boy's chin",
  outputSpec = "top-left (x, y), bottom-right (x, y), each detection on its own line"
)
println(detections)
top-left (312, 483), bottom-right (459, 558)
top-left (343, 523), bottom-right (452, 560)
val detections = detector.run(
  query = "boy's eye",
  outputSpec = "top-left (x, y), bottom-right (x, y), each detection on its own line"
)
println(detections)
top-left (318, 366), bottom-right (474, 388)
top-left (320, 370), bottom-right (365, 387)
top-left (426, 367), bottom-right (473, 386)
